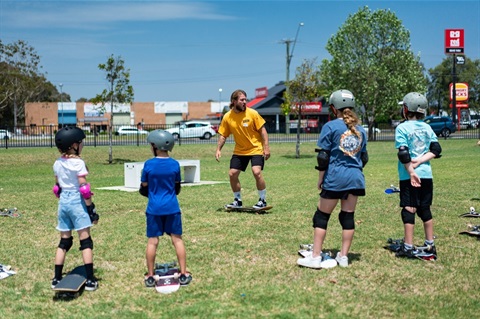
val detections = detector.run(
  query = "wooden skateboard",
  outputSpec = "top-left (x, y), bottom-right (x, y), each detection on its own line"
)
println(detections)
top-left (225, 205), bottom-right (273, 214)
top-left (155, 268), bottom-right (180, 294)
top-left (458, 207), bottom-right (480, 218)
top-left (1, 207), bottom-right (21, 218)
top-left (298, 243), bottom-right (313, 258)
top-left (459, 225), bottom-right (480, 237)
top-left (53, 265), bottom-right (87, 299)
top-left (384, 238), bottom-right (436, 261)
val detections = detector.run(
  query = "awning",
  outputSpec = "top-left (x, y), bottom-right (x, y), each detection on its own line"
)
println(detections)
top-left (247, 97), bottom-right (265, 108)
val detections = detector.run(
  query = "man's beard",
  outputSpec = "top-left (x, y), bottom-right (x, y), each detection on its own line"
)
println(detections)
top-left (235, 104), bottom-right (245, 112)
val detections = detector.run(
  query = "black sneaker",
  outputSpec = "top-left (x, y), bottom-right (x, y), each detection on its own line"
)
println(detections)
top-left (253, 198), bottom-right (267, 209)
top-left (179, 273), bottom-right (192, 286)
top-left (144, 276), bottom-right (156, 288)
top-left (51, 277), bottom-right (61, 289)
top-left (225, 198), bottom-right (242, 209)
top-left (85, 278), bottom-right (98, 291)
top-left (395, 245), bottom-right (417, 258)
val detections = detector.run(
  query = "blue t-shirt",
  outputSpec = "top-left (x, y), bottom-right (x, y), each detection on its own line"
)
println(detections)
top-left (317, 119), bottom-right (367, 191)
top-left (141, 157), bottom-right (181, 216)
top-left (395, 120), bottom-right (438, 181)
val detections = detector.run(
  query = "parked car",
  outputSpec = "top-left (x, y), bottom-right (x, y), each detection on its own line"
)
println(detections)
top-left (361, 124), bottom-right (381, 134)
top-left (423, 116), bottom-right (456, 137)
top-left (115, 126), bottom-right (148, 136)
top-left (166, 121), bottom-right (216, 140)
top-left (0, 129), bottom-right (12, 140)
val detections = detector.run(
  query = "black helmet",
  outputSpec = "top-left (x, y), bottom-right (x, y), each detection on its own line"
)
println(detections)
top-left (55, 127), bottom-right (86, 152)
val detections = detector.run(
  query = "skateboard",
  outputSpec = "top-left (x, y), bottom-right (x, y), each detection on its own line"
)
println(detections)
top-left (155, 268), bottom-right (180, 294)
top-left (0, 264), bottom-right (16, 280)
top-left (1, 207), bottom-right (21, 218)
top-left (298, 243), bottom-right (313, 258)
top-left (155, 261), bottom-right (177, 276)
top-left (224, 205), bottom-right (273, 214)
top-left (384, 238), bottom-right (436, 261)
top-left (53, 265), bottom-right (87, 299)
top-left (459, 224), bottom-right (480, 237)
top-left (458, 207), bottom-right (480, 218)
top-left (384, 185), bottom-right (400, 194)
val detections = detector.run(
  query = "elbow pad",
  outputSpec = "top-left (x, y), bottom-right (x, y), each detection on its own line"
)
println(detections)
top-left (175, 182), bottom-right (181, 195)
top-left (397, 146), bottom-right (411, 164)
top-left (429, 142), bottom-right (442, 158)
top-left (315, 148), bottom-right (330, 171)
top-left (139, 184), bottom-right (148, 197)
top-left (361, 151), bottom-right (369, 168)
top-left (79, 183), bottom-right (93, 199)
top-left (53, 183), bottom-right (62, 198)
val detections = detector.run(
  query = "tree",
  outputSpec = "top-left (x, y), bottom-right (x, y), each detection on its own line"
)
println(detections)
top-left (427, 56), bottom-right (480, 115)
top-left (319, 6), bottom-right (427, 139)
top-left (0, 40), bottom-right (48, 127)
top-left (92, 55), bottom-right (134, 164)
top-left (281, 59), bottom-right (325, 158)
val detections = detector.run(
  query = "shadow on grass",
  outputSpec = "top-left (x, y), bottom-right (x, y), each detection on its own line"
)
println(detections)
top-left (103, 158), bottom-right (139, 165)
top-left (281, 154), bottom-right (316, 160)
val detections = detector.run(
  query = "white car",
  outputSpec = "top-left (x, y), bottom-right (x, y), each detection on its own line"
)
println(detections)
top-left (361, 125), bottom-right (381, 134)
top-left (0, 129), bottom-right (12, 140)
top-left (116, 126), bottom-right (148, 136)
top-left (166, 121), bottom-right (216, 140)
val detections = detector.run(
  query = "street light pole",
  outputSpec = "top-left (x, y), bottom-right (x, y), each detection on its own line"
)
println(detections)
top-left (59, 83), bottom-right (64, 128)
top-left (219, 88), bottom-right (223, 112)
top-left (280, 22), bottom-right (304, 133)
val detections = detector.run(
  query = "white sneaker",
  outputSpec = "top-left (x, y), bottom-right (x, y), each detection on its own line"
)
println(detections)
top-left (335, 252), bottom-right (349, 267)
top-left (297, 253), bottom-right (337, 269)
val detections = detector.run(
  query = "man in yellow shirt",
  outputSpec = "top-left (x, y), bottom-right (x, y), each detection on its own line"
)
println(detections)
top-left (215, 89), bottom-right (270, 209)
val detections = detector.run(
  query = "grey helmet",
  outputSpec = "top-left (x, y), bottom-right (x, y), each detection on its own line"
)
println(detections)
top-left (402, 92), bottom-right (427, 114)
top-left (329, 89), bottom-right (356, 110)
top-left (147, 130), bottom-right (174, 151)
top-left (55, 126), bottom-right (86, 152)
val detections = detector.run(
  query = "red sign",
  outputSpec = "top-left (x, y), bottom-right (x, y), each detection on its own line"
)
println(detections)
top-left (291, 102), bottom-right (323, 114)
top-left (449, 82), bottom-right (468, 101)
top-left (255, 87), bottom-right (268, 98)
top-left (445, 29), bottom-right (464, 54)
top-left (449, 102), bottom-right (468, 109)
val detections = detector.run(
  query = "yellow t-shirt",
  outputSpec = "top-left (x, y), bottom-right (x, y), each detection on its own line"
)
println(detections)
top-left (218, 108), bottom-right (266, 155)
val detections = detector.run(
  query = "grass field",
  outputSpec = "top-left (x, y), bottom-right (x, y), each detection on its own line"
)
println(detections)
top-left (0, 140), bottom-right (479, 318)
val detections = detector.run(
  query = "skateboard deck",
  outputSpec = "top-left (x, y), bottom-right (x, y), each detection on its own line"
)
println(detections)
top-left (459, 207), bottom-right (479, 218)
top-left (298, 243), bottom-right (313, 258)
top-left (1, 207), bottom-right (21, 218)
top-left (0, 264), bottom-right (16, 280)
top-left (459, 225), bottom-right (480, 237)
top-left (225, 205), bottom-right (273, 214)
top-left (53, 265), bottom-right (87, 299)
top-left (384, 238), bottom-right (436, 261)
top-left (155, 268), bottom-right (180, 294)
top-left (384, 185), bottom-right (400, 194)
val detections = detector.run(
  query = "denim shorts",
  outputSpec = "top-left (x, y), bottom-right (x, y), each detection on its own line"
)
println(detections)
top-left (146, 212), bottom-right (183, 237)
top-left (56, 191), bottom-right (92, 232)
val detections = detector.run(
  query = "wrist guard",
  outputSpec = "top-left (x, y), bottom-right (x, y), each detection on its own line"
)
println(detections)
top-left (53, 183), bottom-right (62, 198)
top-left (87, 203), bottom-right (99, 223)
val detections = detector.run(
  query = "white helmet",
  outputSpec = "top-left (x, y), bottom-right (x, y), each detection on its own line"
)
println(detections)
top-left (401, 92), bottom-right (427, 114)
top-left (147, 130), bottom-right (174, 151)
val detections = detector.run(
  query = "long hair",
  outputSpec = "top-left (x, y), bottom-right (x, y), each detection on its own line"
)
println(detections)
top-left (229, 89), bottom-right (247, 109)
top-left (341, 108), bottom-right (361, 137)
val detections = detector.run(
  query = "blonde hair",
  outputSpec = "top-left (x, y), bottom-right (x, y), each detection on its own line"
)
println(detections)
top-left (341, 108), bottom-right (361, 137)
top-left (229, 89), bottom-right (247, 109)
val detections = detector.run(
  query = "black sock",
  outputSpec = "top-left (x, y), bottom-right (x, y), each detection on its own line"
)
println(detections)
top-left (84, 263), bottom-right (94, 280)
top-left (54, 264), bottom-right (63, 279)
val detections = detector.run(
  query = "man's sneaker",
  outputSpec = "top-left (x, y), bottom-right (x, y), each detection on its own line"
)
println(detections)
top-left (179, 273), bottom-right (192, 286)
top-left (335, 252), bottom-right (349, 267)
top-left (297, 253), bottom-right (337, 269)
top-left (252, 198), bottom-right (267, 209)
top-left (51, 277), bottom-right (61, 289)
top-left (395, 245), bottom-right (417, 259)
top-left (85, 278), bottom-right (98, 291)
top-left (225, 198), bottom-right (242, 209)
top-left (144, 275), bottom-right (156, 288)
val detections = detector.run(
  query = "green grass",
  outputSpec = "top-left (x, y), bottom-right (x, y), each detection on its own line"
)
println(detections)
top-left (0, 140), bottom-right (479, 318)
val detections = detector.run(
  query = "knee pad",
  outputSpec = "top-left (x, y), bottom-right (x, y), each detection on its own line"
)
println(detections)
top-left (338, 211), bottom-right (355, 230)
top-left (79, 236), bottom-right (93, 251)
top-left (58, 236), bottom-right (73, 252)
top-left (417, 207), bottom-right (432, 222)
top-left (401, 208), bottom-right (416, 224)
top-left (312, 209), bottom-right (331, 230)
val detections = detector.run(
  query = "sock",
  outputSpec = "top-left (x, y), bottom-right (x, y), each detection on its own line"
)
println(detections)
top-left (54, 264), bottom-right (64, 279)
top-left (258, 189), bottom-right (266, 200)
top-left (233, 192), bottom-right (241, 201)
top-left (404, 243), bottom-right (413, 250)
top-left (84, 263), bottom-right (94, 280)
top-left (425, 239), bottom-right (434, 246)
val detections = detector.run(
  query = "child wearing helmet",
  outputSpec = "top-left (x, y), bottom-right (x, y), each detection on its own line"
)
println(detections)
top-left (394, 92), bottom-right (441, 259)
top-left (297, 89), bottom-right (368, 269)
top-left (140, 129), bottom-right (192, 287)
top-left (52, 126), bottom-right (99, 291)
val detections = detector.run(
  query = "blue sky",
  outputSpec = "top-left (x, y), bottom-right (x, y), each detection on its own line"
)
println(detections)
top-left (1, 0), bottom-right (479, 102)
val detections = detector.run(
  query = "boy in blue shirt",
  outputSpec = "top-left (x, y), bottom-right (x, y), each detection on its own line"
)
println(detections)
top-left (140, 130), bottom-right (192, 287)
top-left (395, 92), bottom-right (442, 259)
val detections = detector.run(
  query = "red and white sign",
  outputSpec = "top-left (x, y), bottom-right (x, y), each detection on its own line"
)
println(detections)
top-left (291, 102), bottom-right (323, 114)
top-left (445, 29), bottom-right (464, 54)
top-left (255, 87), bottom-right (268, 98)
top-left (449, 82), bottom-right (468, 101)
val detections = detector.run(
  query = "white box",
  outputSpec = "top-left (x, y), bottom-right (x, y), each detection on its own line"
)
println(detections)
top-left (124, 162), bottom-right (144, 188)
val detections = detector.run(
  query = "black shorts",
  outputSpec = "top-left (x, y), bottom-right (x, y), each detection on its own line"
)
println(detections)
top-left (230, 155), bottom-right (264, 172)
top-left (399, 178), bottom-right (433, 208)
top-left (320, 189), bottom-right (365, 200)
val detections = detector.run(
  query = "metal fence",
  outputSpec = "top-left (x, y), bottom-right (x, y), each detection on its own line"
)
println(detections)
top-left (1, 124), bottom-right (479, 149)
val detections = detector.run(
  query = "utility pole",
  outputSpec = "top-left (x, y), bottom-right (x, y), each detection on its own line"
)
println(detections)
top-left (280, 22), bottom-right (304, 133)
top-left (59, 83), bottom-right (64, 128)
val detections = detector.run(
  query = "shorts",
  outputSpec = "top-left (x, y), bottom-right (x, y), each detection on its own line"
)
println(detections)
top-left (399, 178), bottom-right (433, 208)
top-left (146, 212), bottom-right (183, 238)
top-left (56, 191), bottom-right (92, 232)
top-left (230, 155), bottom-right (264, 172)
top-left (320, 189), bottom-right (365, 200)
